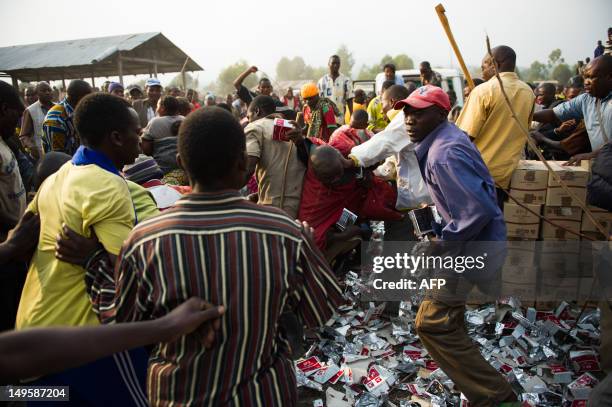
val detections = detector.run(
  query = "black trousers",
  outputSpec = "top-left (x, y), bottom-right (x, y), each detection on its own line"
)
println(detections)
top-left (495, 187), bottom-right (506, 211)
top-left (0, 260), bottom-right (27, 332)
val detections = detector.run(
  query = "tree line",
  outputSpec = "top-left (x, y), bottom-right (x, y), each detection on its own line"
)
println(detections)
top-left (193, 47), bottom-right (575, 95)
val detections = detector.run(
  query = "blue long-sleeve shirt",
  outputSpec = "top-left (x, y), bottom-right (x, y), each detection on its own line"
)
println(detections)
top-left (414, 121), bottom-right (506, 241)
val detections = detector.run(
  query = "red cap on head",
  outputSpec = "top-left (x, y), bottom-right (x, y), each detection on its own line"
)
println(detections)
top-left (393, 85), bottom-right (451, 112)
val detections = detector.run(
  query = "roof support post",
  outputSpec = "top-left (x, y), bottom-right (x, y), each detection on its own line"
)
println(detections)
top-left (117, 51), bottom-right (124, 85)
top-left (11, 76), bottom-right (18, 89)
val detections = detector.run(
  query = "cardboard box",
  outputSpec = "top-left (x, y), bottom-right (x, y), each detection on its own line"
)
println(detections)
top-left (503, 263), bottom-right (538, 285)
top-left (509, 189), bottom-right (547, 205)
top-left (504, 202), bottom-right (541, 239)
top-left (547, 161), bottom-right (590, 187)
top-left (504, 240), bottom-right (537, 268)
top-left (581, 205), bottom-right (612, 234)
top-left (506, 223), bottom-right (541, 240)
top-left (545, 162), bottom-right (589, 206)
top-left (580, 159), bottom-right (592, 172)
top-left (539, 240), bottom-right (581, 274)
top-left (502, 280), bottom-right (537, 303)
top-left (546, 186), bottom-right (587, 207)
top-left (581, 231), bottom-right (607, 241)
top-left (541, 206), bottom-right (582, 240)
top-left (509, 160), bottom-right (549, 204)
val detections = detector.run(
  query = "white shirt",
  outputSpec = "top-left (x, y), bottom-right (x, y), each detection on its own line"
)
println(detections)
top-left (317, 73), bottom-right (354, 124)
top-left (350, 111), bottom-right (432, 210)
top-left (0, 138), bottom-right (26, 226)
top-left (147, 106), bottom-right (156, 124)
top-left (26, 101), bottom-right (49, 148)
top-left (375, 74), bottom-right (405, 95)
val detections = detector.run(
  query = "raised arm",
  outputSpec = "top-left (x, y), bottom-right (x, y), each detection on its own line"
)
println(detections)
top-left (233, 66), bottom-right (258, 91)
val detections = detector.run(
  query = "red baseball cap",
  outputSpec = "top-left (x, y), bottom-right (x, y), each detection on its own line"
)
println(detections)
top-left (393, 85), bottom-right (451, 112)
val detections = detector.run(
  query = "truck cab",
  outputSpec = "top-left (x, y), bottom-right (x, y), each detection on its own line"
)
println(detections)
top-left (374, 68), bottom-right (466, 107)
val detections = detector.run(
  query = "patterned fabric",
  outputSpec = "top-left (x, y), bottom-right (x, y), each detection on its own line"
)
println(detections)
top-left (109, 191), bottom-right (344, 406)
top-left (43, 98), bottom-right (77, 155)
top-left (304, 98), bottom-right (340, 141)
top-left (162, 168), bottom-right (188, 186)
top-left (317, 73), bottom-right (354, 121)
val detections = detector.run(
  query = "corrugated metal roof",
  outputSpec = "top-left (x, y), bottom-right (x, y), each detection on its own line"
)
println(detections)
top-left (0, 32), bottom-right (203, 82)
top-left (0, 32), bottom-right (160, 70)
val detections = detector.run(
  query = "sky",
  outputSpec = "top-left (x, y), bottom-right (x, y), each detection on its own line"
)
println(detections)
top-left (0, 0), bottom-right (610, 87)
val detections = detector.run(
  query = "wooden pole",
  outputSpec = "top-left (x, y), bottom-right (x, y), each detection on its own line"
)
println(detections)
top-left (435, 4), bottom-right (475, 90)
top-left (91, 72), bottom-right (95, 88)
top-left (11, 76), bottom-right (18, 89)
top-left (153, 52), bottom-right (158, 78)
top-left (180, 57), bottom-right (190, 91)
top-left (117, 52), bottom-right (124, 85)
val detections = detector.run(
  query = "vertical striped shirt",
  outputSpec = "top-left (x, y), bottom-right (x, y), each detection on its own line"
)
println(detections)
top-left (112, 190), bottom-right (344, 406)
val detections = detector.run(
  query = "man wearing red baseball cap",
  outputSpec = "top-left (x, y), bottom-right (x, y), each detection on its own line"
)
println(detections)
top-left (395, 85), bottom-right (517, 405)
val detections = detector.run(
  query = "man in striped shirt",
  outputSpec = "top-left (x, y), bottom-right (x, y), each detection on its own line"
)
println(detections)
top-left (112, 106), bottom-right (345, 406)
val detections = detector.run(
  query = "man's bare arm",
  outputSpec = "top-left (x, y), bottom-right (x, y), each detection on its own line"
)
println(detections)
top-left (233, 66), bottom-right (258, 91)
top-left (532, 109), bottom-right (559, 124)
top-left (0, 211), bottom-right (40, 263)
top-left (19, 110), bottom-right (37, 158)
top-left (0, 297), bottom-right (225, 382)
top-left (246, 156), bottom-right (259, 181)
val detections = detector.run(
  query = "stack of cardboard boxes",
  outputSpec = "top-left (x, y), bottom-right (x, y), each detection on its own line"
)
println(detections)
top-left (505, 160), bottom-right (547, 240)
top-left (504, 160), bottom-right (611, 240)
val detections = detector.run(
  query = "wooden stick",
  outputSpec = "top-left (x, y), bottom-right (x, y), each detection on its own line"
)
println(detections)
top-left (435, 4), bottom-right (475, 90)
top-left (484, 36), bottom-right (608, 238)
top-left (180, 57), bottom-right (190, 90)
top-left (499, 185), bottom-right (595, 241)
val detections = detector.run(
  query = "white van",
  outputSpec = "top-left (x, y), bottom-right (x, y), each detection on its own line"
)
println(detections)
top-left (374, 68), bottom-right (466, 107)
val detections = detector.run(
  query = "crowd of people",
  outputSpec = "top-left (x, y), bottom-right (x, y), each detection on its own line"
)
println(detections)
top-left (0, 26), bottom-right (611, 406)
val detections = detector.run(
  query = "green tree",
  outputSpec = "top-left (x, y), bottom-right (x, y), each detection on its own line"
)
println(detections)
top-left (216, 60), bottom-right (257, 95)
top-left (525, 61), bottom-right (549, 82)
top-left (357, 53), bottom-right (416, 81)
top-left (276, 57), bottom-right (292, 81)
top-left (551, 63), bottom-right (572, 86)
top-left (276, 56), bottom-right (309, 80)
top-left (168, 72), bottom-right (199, 90)
top-left (356, 64), bottom-right (375, 80)
top-left (547, 49), bottom-right (564, 68)
top-left (335, 44), bottom-right (355, 76)
top-left (392, 54), bottom-right (414, 70)
top-left (380, 54), bottom-right (394, 67)
top-left (303, 65), bottom-right (327, 81)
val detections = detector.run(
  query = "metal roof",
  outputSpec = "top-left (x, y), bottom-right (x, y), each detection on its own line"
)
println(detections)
top-left (0, 32), bottom-right (203, 82)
